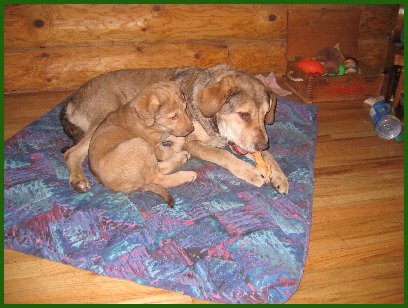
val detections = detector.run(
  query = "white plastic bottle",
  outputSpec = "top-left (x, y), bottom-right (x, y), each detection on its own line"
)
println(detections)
top-left (369, 101), bottom-right (402, 140)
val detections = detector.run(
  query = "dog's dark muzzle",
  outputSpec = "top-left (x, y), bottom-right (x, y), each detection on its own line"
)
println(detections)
top-left (254, 140), bottom-right (269, 151)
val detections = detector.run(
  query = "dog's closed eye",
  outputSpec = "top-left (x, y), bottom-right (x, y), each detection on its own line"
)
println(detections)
top-left (238, 112), bottom-right (250, 121)
top-left (170, 113), bottom-right (178, 120)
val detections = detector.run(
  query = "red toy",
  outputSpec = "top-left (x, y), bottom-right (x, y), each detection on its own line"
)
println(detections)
top-left (297, 58), bottom-right (324, 75)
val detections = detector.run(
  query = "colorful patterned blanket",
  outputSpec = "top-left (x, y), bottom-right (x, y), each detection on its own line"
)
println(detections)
top-left (4, 97), bottom-right (317, 304)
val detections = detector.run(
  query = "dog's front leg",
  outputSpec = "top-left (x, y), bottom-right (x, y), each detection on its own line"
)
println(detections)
top-left (245, 152), bottom-right (289, 194)
top-left (184, 140), bottom-right (264, 187)
top-left (261, 151), bottom-right (289, 194)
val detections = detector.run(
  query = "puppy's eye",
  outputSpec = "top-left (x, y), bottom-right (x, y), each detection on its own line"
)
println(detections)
top-left (171, 114), bottom-right (178, 120)
top-left (238, 112), bottom-right (250, 121)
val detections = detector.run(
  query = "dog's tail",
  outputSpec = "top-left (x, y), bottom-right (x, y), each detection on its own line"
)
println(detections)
top-left (139, 184), bottom-right (174, 208)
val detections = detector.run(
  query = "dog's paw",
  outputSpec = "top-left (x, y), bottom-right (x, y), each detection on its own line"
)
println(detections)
top-left (234, 166), bottom-right (265, 187)
top-left (70, 174), bottom-right (91, 193)
top-left (270, 171), bottom-right (289, 194)
top-left (247, 169), bottom-right (265, 187)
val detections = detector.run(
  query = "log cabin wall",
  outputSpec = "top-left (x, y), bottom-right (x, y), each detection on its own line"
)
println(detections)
top-left (4, 4), bottom-right (399, 93)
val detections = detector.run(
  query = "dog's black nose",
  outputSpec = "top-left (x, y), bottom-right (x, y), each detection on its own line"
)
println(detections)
top-left (255, 141), bottom-right (269, 151)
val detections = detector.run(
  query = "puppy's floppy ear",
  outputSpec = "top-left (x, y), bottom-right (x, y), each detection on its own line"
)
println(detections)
top-left (265, 91), bottom-right (277, 125)
top-left (133, 92), bottom-right (161, 127)
top-left (198, 76), bottom-right (235, 118)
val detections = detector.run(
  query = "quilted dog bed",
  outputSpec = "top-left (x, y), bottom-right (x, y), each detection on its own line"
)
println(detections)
top-left (4, 97), bottom-right (317, 304)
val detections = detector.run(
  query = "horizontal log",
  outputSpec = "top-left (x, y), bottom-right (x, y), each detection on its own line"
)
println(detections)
top-left (4, 40), bottom-right (287, 92)
top-left (4, 37), bottom-right (387, 92)
top-left (4, 4), bottom-right (287, 48)
top-left (7, 4), bottom-right (384, 49)
top-left (4, 43), bottom-right (229, 92)
top-left (228, 41), bottom-right (287, 75)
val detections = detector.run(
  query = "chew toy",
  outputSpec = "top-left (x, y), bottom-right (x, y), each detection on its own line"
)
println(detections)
top-left (253, 152), bottom-right (271, 179)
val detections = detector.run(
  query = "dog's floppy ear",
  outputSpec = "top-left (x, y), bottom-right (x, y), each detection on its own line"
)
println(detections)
top-left (265, 91), bottom-right (277, 125)
top-left (198, 76), bottom-right (235, 118)
top-left (133, 92), bottom-right (162, 127)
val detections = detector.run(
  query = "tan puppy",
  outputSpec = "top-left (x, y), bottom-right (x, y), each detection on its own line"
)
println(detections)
top-left (88, 81), bottom-right (196, 208)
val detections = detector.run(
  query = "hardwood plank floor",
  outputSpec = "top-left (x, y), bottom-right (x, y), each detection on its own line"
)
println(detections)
top-left (3, 91), bottom-right (404, 304)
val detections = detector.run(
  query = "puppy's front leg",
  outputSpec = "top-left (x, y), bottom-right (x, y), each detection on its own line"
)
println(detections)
top-left (158, 151), bottom-right (190, 175)
top-left (64, 126), bottom-right (97, 192)
top-left (184, 140), bottom-right (264, 187)
top-left (155, 136), bottom-right (185, 162)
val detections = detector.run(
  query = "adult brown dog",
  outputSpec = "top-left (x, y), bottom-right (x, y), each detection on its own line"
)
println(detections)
top-left (60, 64), bottom-right (289, 194)
top-left (88, 81), bottom-right (196, 207)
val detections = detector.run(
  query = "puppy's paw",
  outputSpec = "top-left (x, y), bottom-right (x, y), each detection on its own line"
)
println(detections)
top-left (70, 174), bottom-right (91, 193)
top-left (180, 171), bottom-right (197, 183)
top-left (207, 136), bottom-right (228, 148)
top-left (180, 150), bottom-right (191, 162)
top-left (186, 171), bottom-right (197, 183)
top-left (270, 172), bottom-right (289, 194)
top-left (172, 151), bottom-right (190, 166)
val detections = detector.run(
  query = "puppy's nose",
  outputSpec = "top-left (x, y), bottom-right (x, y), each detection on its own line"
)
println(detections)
top-left (185, 121), bottom-right (194, 134)
top-left (255, 140), bottom-right (269, 151)
top-left (178, 122), bottom-right (194, 137)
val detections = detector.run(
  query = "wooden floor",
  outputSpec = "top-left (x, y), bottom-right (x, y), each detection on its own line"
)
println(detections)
top-left (4, 90), bottom-right (404, 304)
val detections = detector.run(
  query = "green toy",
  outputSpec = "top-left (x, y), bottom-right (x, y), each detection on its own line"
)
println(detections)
top-left (327, 63), bottom-right (345, 76)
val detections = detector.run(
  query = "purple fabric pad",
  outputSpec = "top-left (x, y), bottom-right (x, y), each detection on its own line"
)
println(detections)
top-left (4, 97), bottom-right (317, 304)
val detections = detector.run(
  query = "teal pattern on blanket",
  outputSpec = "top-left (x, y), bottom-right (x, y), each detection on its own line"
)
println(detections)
top-left (4, 97), bottom-right (317, 304)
